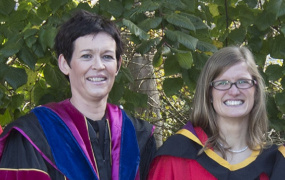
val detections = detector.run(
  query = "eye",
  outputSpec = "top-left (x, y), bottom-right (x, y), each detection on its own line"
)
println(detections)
top-left (102, 55), bottom-right (115, 60)
top-left (81, 54), bottom-right (92, 59)
top-left (237, 79), bottom-right (250, 84)
top-left (215, 80), bottom-right (229, 86)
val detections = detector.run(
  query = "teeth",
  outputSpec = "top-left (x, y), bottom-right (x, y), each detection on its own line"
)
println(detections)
top-left (224, 100), bottom-right (243, 106)
top-left (87, 77), bottom-right (105, 82)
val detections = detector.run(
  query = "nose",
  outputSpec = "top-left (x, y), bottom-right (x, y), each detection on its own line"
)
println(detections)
top-left (91, 57), bottom-right (105, 70)
top-left (228, 83), bottom-right (240, 96)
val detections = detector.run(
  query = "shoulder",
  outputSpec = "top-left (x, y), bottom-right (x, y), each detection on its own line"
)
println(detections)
top-left (0, 112), bottom-right (46, 150)
top-left (125, 114), bottom-right (156, 149)
top-left (127, 115), bottom-right (154, 135)
top-left (156, 133), bottom-right (198, 158)
top-left (155, 122), bottom-right (203, 159)
top-left (1, 112), bottom-right (42, 136)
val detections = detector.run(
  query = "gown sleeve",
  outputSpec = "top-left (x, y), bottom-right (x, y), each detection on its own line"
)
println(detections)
top-left (0, 129), bottom-right (63, 180)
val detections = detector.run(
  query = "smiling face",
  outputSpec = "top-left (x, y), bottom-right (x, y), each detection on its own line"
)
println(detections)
top-left (59, 32), bottom-right (121, 103)
top-left (211, 62), bottom-right (256, 121)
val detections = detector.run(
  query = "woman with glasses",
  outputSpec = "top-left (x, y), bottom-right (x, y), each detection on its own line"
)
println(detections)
top-left (148, 46), bottom-right (285, 179)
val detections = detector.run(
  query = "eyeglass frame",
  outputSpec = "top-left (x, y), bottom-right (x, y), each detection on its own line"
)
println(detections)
top-left (210, 79), bottom-right (257, 91)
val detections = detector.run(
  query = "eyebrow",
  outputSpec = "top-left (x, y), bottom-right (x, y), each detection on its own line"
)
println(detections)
top-left (79, 49), bottom-right (115, 53)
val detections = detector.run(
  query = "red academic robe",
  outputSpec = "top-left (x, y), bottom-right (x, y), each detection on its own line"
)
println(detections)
top-left (148, 121), bottom-right (285, 180)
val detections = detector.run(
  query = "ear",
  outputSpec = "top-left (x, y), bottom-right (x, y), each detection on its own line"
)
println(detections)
top-left (116, 56), bottom-right (122, 75)
top-left (58, 54), bottom-right (70, 75)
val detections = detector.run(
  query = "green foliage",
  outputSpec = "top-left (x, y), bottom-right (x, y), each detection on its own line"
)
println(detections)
top-left (0, 0), bottom-right (285, 143)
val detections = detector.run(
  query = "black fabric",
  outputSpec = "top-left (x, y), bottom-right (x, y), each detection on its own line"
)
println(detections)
top-left (128, 115), bottom-right (156, 180)
top-left (0, 110), bottom-right (156, 180)
top-left (156, 133), bottom-right (284, 180)
top-left (87, 118), bottom-right (111, 180)
top-left (88, 117), bottom-right (106, 154)
top-left (0, 113), bottom-right (65, 179)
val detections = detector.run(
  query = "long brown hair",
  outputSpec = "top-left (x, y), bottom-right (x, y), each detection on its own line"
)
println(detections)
top-left (191, 46), bottom-right (268, 156)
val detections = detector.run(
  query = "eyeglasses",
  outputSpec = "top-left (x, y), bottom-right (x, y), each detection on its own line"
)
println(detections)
top-left (210, 79), bottom-right (256, 91)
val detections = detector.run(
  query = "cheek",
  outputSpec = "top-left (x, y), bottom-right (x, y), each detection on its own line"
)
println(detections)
top-left (249, 91), bottom-right (256, 106)
top-left (107, 63), bottom-right (119, 75)
top-left (211, 91), bottom-right (223, 111)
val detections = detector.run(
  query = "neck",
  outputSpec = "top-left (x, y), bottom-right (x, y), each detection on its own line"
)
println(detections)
top-left (70, 96), bottom-right (107, 121)
top-left (217, 117), bottom-right (249, 150)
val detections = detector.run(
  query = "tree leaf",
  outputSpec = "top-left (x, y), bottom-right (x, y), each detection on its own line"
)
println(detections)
top-left (277, 1), bottom-right (285, 17)
top-left (180, 13), bottom-right (208, 30)
top-left (196, 40), bottom-right (217, 53)
top-left (244, 0), bottom-right (258, 8)
top-left (208, 4), bottom-right (219, 17)
top-left (122, 19), bottom-right (149, 40)
top-left (32, 81), bottom-right (46, 105)
top-left (163, 78), bottom-right (183, 97)
top-left (265, 64), bottom-right (283, 81)
top-left (265, 0), bottom-right (282, 15)
top-left (181, 0), bottom-right (195, 12)
top-left (275, 92), bottom-right (285, 114)
top-left (165, 30), bottom-right (198, 51)
top-left (0, 109), bottom-right (12, 126)
top-left (281, 25), bottom-right (285, 36)
top-left (11, 94), bottom-right (24, 110)
top-left (39, 26), bottom-right (57, 52)
top-left (18, 45), bottom-right (37, 70)
top-left (120, 67), bottom-right (134, 83)
top-left (23, 28), bottom-right (38, 39)
top-left (0, 0), bottom-right (14, 15)
top-left (43, 64), bottom-right (67, 88)
top-left (132, 0), bottom-right (160, 14)
top-left (106, 1), bottom-right (123, 17)
top-left (124, 89), bottom-right (148, 107)
top-left (268, 36), bottom-right (285, 59)
top-left (109, 81), bottom-right (125, 104)
top-left (0, 37), bottom-right (23, 58)
top-left (177, 51), bottom-right (193, 69)
top-left (192, 52), bottom-right (209, 70)
top-left (50, 0), bottom-right (68, 13)
top-left (267, 96), bottom-right (280, 120)
top-left (162, 0), bottom-right (187, 10)
top-left (25, 36), bottom-right (38, 48)
top-left (238, 6), bottom-right (255, 27)
top-left (138, 17), bottom-right (162, 31)
top-left (166, 13), bottom-right (195, 31)
top-left (136, 38), bottom-right (160, 55)
top-left (164, 54), bottom-right (181, 76)
top-left (4, 67), bottom-right (27, 90)
top-left (255, 11), bottom-right (276, 31)
top-left (153, 50), bottom-right (163, 68)
top-left (228, 27), bottom-right (246, 44)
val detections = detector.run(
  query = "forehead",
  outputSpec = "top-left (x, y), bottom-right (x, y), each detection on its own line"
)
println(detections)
top-left (215, 62), bottom-right (252, 80)
top-left (73, 32), bottom-right (116, 51)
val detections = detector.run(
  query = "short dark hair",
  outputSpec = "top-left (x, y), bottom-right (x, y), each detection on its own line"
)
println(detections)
top-left (54, 10), bottom-right (123, 65)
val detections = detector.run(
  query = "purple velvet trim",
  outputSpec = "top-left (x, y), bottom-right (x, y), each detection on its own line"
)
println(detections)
top-left (182, 121), bottom-right (198, 136)
top-left (0, 127), bottom-right (59, 173)
top-left (151, 126), bottom-right (156, 136)
top-left (106, 104), bottom-right (122, 179)
top-left (0, 169), bottom-right (51, 180)
top-left (43, 100), bottom-right (97, 175)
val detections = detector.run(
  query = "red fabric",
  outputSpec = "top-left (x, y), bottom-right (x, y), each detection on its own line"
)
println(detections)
top-left (259, 172), bottom-right (269, 180)
top-left (194, 127), bottom-right (207, 145)
top-left (0, 125), bottom-right (2, 134)
top-left (148, 155), bottom-right (217, 180)
top-left (0, 169), bottom-right (51, 180)
top-left (148, 127), bottom-right (271, 180)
